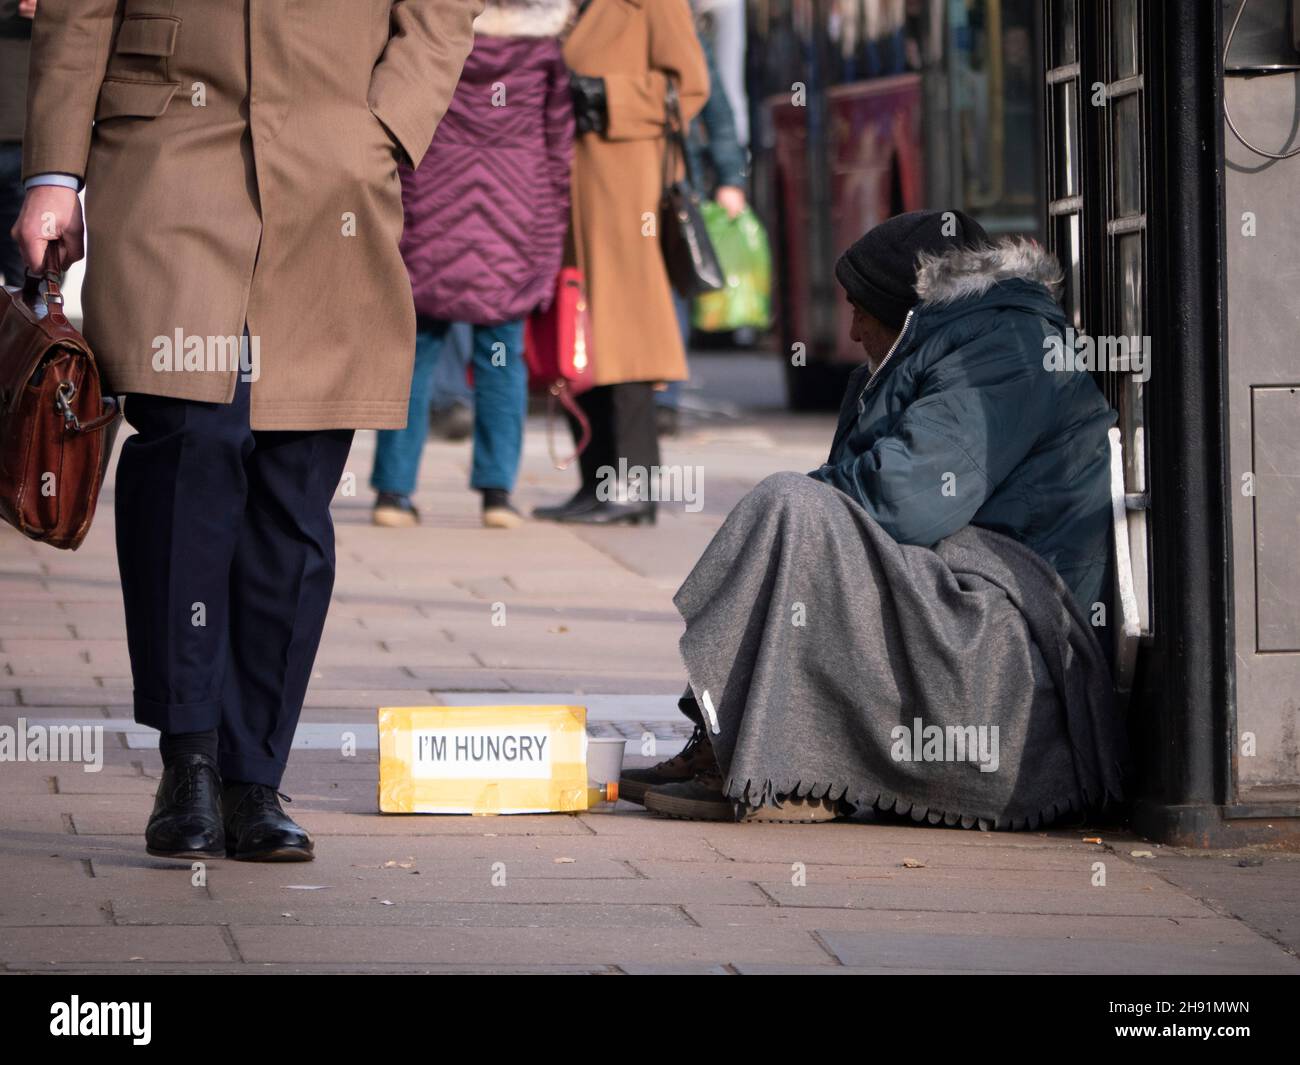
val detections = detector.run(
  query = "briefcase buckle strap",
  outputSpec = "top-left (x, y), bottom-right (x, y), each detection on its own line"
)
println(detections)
top-left (54, 381), bottom-right (118, 434)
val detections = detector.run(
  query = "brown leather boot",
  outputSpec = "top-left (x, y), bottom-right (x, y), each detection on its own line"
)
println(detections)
top-left (645, 767), bottom-right (851, 824)
top-left (642, 765), bottom-right (737, 821)
top-left (619, 725), bottom-right (716, 805)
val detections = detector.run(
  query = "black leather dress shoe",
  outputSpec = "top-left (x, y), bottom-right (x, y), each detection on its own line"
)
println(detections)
top-left (532, 489), bottom-right (599, 522)
top-left (145, 752), bottom-right (226, 859)
top-left (223, 783), bottom-right (314, 862)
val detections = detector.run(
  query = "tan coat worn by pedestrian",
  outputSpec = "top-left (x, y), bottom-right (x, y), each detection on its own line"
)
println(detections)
top-left (22, 0), bottom-right (482, 430)
top-left (563, 0), bottom-right (707, 388)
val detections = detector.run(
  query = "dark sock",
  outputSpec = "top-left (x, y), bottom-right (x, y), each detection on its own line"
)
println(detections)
top-left (678, 688), bottom-right (705, 727)
top-left (159, 728), bottom-right (218, 768)
top-left (480, 487), bottom-right (510, 509)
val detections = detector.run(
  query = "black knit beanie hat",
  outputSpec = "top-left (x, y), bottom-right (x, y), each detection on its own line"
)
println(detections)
top-left (835, 209), bottom-right (990, 328)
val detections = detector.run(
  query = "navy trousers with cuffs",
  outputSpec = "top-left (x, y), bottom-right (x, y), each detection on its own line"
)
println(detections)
top-left (114, 371), bottom-right (354, 789)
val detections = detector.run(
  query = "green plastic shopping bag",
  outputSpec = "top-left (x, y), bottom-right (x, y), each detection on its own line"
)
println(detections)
top-left (691, 202), bottom-right (773, 333)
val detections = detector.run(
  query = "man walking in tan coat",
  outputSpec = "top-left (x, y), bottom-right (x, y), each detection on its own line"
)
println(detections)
top-left (11, 0), bottom-right (482, 861)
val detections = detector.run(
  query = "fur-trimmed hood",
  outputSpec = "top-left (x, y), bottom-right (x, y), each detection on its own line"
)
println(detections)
top-left (474, 0), bottom-right (571, 38)
top-left (914, 237), bottom-right (1063, 306)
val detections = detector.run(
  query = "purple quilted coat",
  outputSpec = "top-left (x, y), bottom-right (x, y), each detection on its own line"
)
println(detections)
top-left (399, 29), bottom-right (574, 326)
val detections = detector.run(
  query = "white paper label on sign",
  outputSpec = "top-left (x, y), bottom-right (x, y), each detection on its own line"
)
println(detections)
top-left (410, 727), bottom-right (554, 779)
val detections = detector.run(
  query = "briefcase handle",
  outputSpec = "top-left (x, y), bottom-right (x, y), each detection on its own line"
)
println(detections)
top-left (18, 245), bottom-right (119, 435)
top-left (21, 245), bottom-right (67, 313)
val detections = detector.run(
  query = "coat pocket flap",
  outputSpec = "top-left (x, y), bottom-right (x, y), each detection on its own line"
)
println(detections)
top-left (95, 79), bottom-right (181, 121)
top-left (114, 15), bottom-right (180, 57)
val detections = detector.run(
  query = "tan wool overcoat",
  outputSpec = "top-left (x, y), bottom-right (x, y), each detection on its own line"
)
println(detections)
top-left (563, 0), bottom-right (707, 388)
top-left (23, 0), bottom-right (482, 430)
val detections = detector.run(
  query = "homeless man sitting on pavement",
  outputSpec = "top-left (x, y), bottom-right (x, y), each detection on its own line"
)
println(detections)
top-left (624, 209), bottom-right (1130, 828)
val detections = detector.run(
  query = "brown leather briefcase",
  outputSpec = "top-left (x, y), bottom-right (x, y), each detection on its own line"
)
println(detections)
top-left (0, 253), bottom-right (119, 550)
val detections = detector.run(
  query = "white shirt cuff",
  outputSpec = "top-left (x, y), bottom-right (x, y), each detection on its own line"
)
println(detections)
top-left (25, 173), bottom-right (82, 191)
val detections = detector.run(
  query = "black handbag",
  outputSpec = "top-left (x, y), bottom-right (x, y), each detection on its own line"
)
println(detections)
top-left (659, 81), bottom-right (725, 298)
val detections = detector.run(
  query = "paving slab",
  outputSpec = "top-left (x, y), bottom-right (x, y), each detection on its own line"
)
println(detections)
top-left (111, 899), bottom-right (693, 930)
top-left (228, 924), bottom-right (830, 967)
top-left (0, 898), bottom-right (113, 927)
top-left (682, 904), bottom-right (1270, 942)
top-left (0, 925), bottom-right (235, 966)
top-left (758, 880), bottom-right (1212, 918)
top-left (815, 929), bottom-right (1300, 975)
top-left (1146, 851), bottom-right (1300, 955)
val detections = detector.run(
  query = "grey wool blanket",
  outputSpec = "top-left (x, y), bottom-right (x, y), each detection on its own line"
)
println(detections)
top-left (674, 472), bottom-right (1128, 830)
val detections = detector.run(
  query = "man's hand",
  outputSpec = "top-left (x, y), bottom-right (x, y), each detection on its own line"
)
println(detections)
top-left (18, 0), bottom-right (38, 20)
top-left (11, 184), bottom-right (84, 274)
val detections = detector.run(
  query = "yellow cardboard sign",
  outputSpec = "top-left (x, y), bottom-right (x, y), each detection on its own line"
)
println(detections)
top-left (378, 705), bottom-right (588, 814)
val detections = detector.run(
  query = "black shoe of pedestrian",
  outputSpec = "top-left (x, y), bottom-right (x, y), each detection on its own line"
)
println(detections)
top-left (532, 489), bottom-right (599, 522)
top-left (481, 487), bottom-right (525, 529)
top-left (620, 725), bottom-right (716, 805)
top-left (550, 498), bottom-right (657, 526)
top-left (373, 491), bottom-right (419, 527)
top-left (223, 783), bottom-right (314, 862)
top-left (145, 753), bottom-right (226, 859)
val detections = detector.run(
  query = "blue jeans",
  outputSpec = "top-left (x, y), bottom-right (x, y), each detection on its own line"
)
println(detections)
top-left (431, 322), bottom-right (474, 409)
top-left (371, 318), bottom-right (527, 496)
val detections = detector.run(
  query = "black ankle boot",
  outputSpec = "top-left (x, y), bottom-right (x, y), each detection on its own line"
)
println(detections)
top-left (533, 488), bottom-right (599, 521)
top-left (552, 498), bottom-right (656, 526)
top-left (145, 752), bottom-right (226, 859)
top-left (223, 782), bottom-right (314, 862)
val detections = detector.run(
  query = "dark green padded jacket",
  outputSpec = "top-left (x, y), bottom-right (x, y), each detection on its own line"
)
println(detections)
top-left (810, 239), bottom-right (1117, 612)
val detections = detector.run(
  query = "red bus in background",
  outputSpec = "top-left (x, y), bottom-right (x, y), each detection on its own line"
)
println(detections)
top-left (746, 0), bottom-right (1043, 408)
top-left (772, 74), bottom-right (925, 381)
